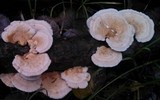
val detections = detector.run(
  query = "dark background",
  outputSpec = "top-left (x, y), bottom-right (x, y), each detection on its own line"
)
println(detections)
top-left (0, 0), bottom-right (160, 100)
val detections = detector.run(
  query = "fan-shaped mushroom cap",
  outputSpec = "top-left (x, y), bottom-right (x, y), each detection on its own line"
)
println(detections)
top-left (91, 46), bottom-right (122, 67)
top-left (87, 9), bottom-right (118, 28)
top-left (11, 73), bottom-right (41, 92)
top-left (1, 21), bottom-right (35, 45)
top-left (61, 66), bottom-right (91, 89)
top-left (28, 30), bottom-right (53, 53)
top-left (87, 8), bottom-right (134, 51)
top-left (87, 9), bottom-right (118, 41)
top-left (12, 53), bottom-right (51, 76)
top-left (0, 73), bottom-right (15, 87)
top-left (26, 19), bottom-right (53, 36)
top-left (119, 9), bottom-right (154, 42)
top-left (41, 72), bottom-right (72, 99)
top-left (106, 25), bottom-right (135, 51)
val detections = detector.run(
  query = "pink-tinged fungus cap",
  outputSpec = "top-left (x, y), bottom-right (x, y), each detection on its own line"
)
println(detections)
top-left (26, 19), bottom-right (53, 36)
top-left (87, 8), bottom-right (134, 51)
top-left (87, 9), bottom-right (118, 29)
top-left (41, 72), bottom-right (72, 99)
top-left (0, 73), bottom-right (15, 87)
top-left (1, 21), bottom-right (35, 45)
top-left (12, 53), bottom-right (51, 76)
top-left (119, 9), bottom-right (154, 43)
top-left (91, 46), bottom-right (122, 67)
top-left (11, 73), bottom-right (41, 92)
top-left (28, 30), bottom-right (53, 53)
top-left (61, 66), bottom-right (91, 89)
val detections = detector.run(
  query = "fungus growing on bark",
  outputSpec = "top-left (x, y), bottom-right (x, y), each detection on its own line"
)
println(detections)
top-left (28, 30), bottom-right (53, 53)
top-left (1, 21), bottom-right (35, 45)
top-left (26, 19), bottom-right (53, 36)
top-left (11, 73), bottom-right (41, 92)
top-left (61, 66), bottom-right (91, 89)
top-left (12, 53), bottom-right (51, 76)
top-left (91, 46), bottom-right (122, 67)
top-left (41, 71), bottom-right (72, 99)
top-left (87, 8), bottom-right (134, 51)
top-left (0, 73), bottom-right (15, 87)
top-left (119, 9), bottom-right (154, 42)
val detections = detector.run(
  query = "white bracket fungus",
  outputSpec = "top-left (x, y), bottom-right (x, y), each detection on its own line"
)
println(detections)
top-left (28, 30), bottom-right (53, 53)
top-left (91, 46), bottom-right (122, 67)
top-left (41, 72), bottom-right (72, 99)
top-left (1, 19), bottom-right (53, 52)
top-left (11, 73), bottom-right (42, 92)
top-left (87, 9), bottom-right (118, 30)
top-left (1, 19), bottom-right (53, 78)
top-left (119, 9), bottom-right (154, 42)
top-left (0, 73), bottom-right (15, 87)
top-left (26, 19), bottom-right (53, 36)
top-left (1, 21), bottom-right (36, 46)
top-left (61, 66), bottom-right (91, 89)
top-left (12, 53), bottom-right (51, 76)
top-left (87, 8), bottom-right (134, 51)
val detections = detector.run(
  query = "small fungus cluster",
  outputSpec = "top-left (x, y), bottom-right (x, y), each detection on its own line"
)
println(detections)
top-left (87, 8), bottom-right (154, 67)
top-left (0, 19), bottom-right (91, 99)
top-left (0, 66), bottom-right (90, 99)
top-left (2, 19), bottom-right (53, 76)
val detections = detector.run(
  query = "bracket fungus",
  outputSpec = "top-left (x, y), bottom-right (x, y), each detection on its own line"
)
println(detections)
top-left (91, 46), bottom-right (122, 67)
top-left (61, 66), bottom-right (91, 89)
top-left (0, 19), bottom-right (53, 94)
top-left (1, 19), bottom-right (53, 51)
top-left (87, 8), bottom-right (134, 51)
top-left (0, 73), bottom-right (15, 87)
top-left (28, 30), bottom-right (53, 53)
top-left (12, 53), bottom-right (51, 76)
top-left (11, 73), bottom-right (42, 92)
top-left (26, 19), bottom-right (53, 36)
top-left (1, 21), bottom-right (36, 46)
top-left (119, 9), bottom-right (154, 42)
top-left (41, 72), bottom-right (72, 99)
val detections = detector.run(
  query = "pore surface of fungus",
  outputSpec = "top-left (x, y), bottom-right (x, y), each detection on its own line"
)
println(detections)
top-left (1, 21), bottom-right (35, 45)
top-left (91, 46), bottom-right (122, 67)
top-left (12, 53), bottom-right (51, 76)
top-left (41, 72), bottom-right (72, 99)
top-left (61, 66), bottom-right (91, 89)
top-left (119, 9), bottom-right (154, 42)
top-left (87, 8), bottom-right (134, 51)
top-left (11, 73), bottom-right (41, 92)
